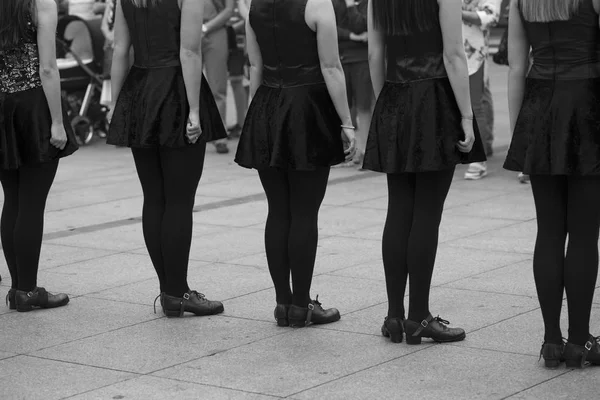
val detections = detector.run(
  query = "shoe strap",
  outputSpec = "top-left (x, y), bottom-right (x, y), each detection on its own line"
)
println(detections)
top-left (581, 336), bottom-right (600, 368)
top-left (32, 287), bottom-right (49, 307)
top-left (412, 314), bottom-right (434, 337)
top-left (306, 303), bottom-right (314, 325)
top-left (180, 292), bottom-right (191, 317)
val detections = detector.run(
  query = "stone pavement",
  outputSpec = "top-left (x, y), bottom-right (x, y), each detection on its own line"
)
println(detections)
top-left (1, 63), bottom-right (599, 399)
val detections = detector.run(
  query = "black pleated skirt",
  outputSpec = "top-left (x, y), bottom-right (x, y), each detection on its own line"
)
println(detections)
top-left (363, 78), bottom-right (486, 173)
top-left (0, 87), bottom-right (78, 170)
top-left (107, 66), bottom-right (227, 148)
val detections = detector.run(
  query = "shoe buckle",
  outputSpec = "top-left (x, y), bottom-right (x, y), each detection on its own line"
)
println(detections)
top-left (183, 293), bottom-right (190, 300)
top-left (420, 320), bottom-right (429, 328)
top-left (308, 303), bottom-right (315, 311)
top-left (585, 341), bottom-right (593, 351)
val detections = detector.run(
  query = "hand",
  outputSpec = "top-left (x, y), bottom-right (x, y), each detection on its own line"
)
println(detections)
top-left (349, 32), bottom-right (368, 42)
top-left (342, 127), bottom-right (356, 162)
top-left (50, 122), bottom-right (68, 151)
top-left (457, 118), bottom-right (475, 153)
top-left (186, 110), bottom-right (203, 144)
top-left (106, 105), bottom-right (115, 123)
top-left (345, 0), bottom-right (355, 7)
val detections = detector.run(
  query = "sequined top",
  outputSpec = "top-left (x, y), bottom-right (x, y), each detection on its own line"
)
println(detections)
top-left (521, 0), bottom-right (600, 80)
top-left (249, 0), bottom-right (324, 88)
top-left (386, 0), bottom-right (447, 83)
top-left (0, 14), bottom-right (42, 94)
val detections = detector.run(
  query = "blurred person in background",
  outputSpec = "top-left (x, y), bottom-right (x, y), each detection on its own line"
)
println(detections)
top-left (333, 0), bottom-right (373, 168)
top-left (462, 0), bottom-right (499, 180)
top-left (203, 0), bottom-right (235, 154)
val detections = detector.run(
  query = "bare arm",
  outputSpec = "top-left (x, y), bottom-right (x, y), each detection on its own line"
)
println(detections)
top-left (462, 0), bottom-right (500, 28)
top-left (367, 0), bottom-right (385, 99)
top-left (507, 0), bottom-right (529, 134)
top-left (180, 0), bottom-right (205, 115)
top-left (439, 0), bottom-right (472, 119)
top-left (238, 0), bottom-right (250, 20)
top-left (110, 0), bottom-right (131, 104)
top-left (36, 0), bottom-right (63, 124)
top-left (306, 0), bottom-right (352, 127)
top-left (101, 0), bottom-right (114, 44)
top-left (245, 3), bottom-right (263, 98)
top-left (205, 0), bottom-right (234, 33)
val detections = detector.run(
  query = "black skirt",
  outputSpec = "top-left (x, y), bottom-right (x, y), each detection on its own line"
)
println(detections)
top-left (107, 66), bottom-right (227, 148)
top-left (504, 77), bottom-right (600, 175)
top-left (0, 87), bottom-right (78, 170)
top-left (234, 83), bottom-right (346, 171)
top-left (363, 78), bottom-right (486, 173)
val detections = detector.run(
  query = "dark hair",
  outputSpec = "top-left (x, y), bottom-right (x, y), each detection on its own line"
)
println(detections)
top-left (0, 0), bottom-right (34, 49)
top-left (372, 0), bottom-right (439, 36)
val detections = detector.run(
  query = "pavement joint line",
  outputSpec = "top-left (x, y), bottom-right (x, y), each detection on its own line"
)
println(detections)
top-left (154, 375), bottom-right (286, 399)
top-left (455, 306), bottom-right (543, 338)
top-left (24, 353), bottom-right (144, 376)
top-left (499, 369), bottom-right (575, 400)
top-left (445, 342), bottom-right (541, 358)
top-left (440, 217), bottom-right (536, 244)
top-left (285, 343), bottom-right (437, 399)
top-left (434, 285), bottom-right (538, 300)
top-left (435, 257), bottom-right (535, 288)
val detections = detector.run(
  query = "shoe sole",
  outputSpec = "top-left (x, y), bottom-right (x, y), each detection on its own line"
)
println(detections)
top-left (16, 298), bottom-right (69, 312)
top-left (464, 172), bottom-right (487, 180)
top-left (381, 326), bottom-right (403, 343)
top-left (406, 332), bottom-right (466, 345)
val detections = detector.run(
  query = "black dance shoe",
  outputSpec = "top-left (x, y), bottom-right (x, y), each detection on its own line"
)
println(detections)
top-left (404, 314), bottom-right (466, 344)
top-left (162, 290), bottom-right (224, 317)
top-left (6, 289), bottom-right (16, 310)
top-left (15, 287), bottom-right (69, 312)
top-left (288, 296), bottom-right (340, 327)
top-left (563, 335), bottom-right (600, 369)
top-left (539, 341), bottom-right (565, 368)
top-left (381, 317), bottom-right (405, 343)
top-left (274, 304), bottom-right (290, 327)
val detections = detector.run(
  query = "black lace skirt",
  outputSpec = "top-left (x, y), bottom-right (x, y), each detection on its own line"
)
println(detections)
top-left (504, 78), bottom-right (600, 175)
top-left (363, 78), bottom-right (486, 173)
top-left (234, 83), bottom-right (346, 170)
top-left (0, 87), bottom-right (78, 170)
top-left (107, 66), bottom-right (227, 148)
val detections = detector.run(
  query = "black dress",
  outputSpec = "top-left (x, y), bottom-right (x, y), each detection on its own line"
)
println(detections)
top-left (0, 14), bottom-right (78, 170)
top-left (362, 0), bottom-right (486, 173)
top-left (234, 0), bottom-right (346, 171)
top-left (504, 0), bottom-right (600, 176)
top-left (107, 0), bottom-right (226, 148)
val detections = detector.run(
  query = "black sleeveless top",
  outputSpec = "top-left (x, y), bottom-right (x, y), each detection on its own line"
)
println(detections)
top-left (385, 0), bottom-right (446, 83)
top-left (121, 0), bottom-right (181, 68)
top-left (0, 13), bottom-right (42, 94)
top-left (249, 0), bottom-right (324, 88)
top-left (522, 0), bottom-right (600, 80)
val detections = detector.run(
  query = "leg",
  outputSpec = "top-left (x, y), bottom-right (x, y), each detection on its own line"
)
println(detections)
top-left (230, 75), bottom-right (248, 128)
top-left (287, 168), bottom-right (330, 307)
top-left (530, 175), bottom-right (568, 344)
top-left (382, 173), bottom-right (416, 319)
top-left (564, 176), bottom-right (600, 346)
top-left (203, 29), bottom-right (230, 152)
top-left (0, 169), bottom-right (20, 289)
top-left (258, 168), bottom-right (293, 304)
top-left (406, 168), bottom-right (455, 322)
top-left (14, 161), bottom-right (59, 291)
top-left (481, 60), bottom-right (495, 157)
top-left (159, 143), bottom-right (207, 297)
top-left (465, 66), bottom-right (488, 179)
top-left (352, 62), bottom-right (375, 162)
top-left (131, 148), bottom-right (167, 292)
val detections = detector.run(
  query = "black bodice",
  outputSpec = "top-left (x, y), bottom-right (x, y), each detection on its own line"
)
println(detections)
top-left (121, 0), bottom-right (181, 68)
top-left (523, 0), bottom-right (600, 80)
top-left (249, 0), bottom-right (324, 87)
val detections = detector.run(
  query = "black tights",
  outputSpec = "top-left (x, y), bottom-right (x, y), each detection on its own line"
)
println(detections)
top-left (258, 167), bottom-right (330, 307)
top-left (0, 161), bottom-right (59, 291)
top-left (132, 144), bottom-right (206, 297)
top-left (382, 168), bottom-right (455, 322)
top-left (530, 175), bottom-right (600, 346)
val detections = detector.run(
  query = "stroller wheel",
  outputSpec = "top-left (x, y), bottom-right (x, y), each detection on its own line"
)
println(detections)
top-left (71, 116), bottom-right (94, 145)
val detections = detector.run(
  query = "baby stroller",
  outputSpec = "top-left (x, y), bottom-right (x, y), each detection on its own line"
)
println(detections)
top-left (57, 15), bottom-right (109, 145)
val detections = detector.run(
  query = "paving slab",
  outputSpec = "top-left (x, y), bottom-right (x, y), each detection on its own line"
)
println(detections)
top-left (0, 355), bottom-right (134, 400)
top-left (68, 375), bottom-right (280, 400)
top-left (322, 177), bottom-right (387, 207)
top-left (291, 345), bottom-right (562, 400)
top-left (444, 259), bottom-right (537, 297)
top-left (0, 351), bottom-right (15, 360)
top-left (153, 328), bottom-right (422, 398)
top-left (45, 181), bottom-right (141, 212)
top-left (318, 205), bottom-right (386, 236)
top-left (46, 223), bottom-right (146, 252)
top-left (506, 369), bottom-right (600, 400)
top-left (227, 235), bottom-right (381, 275)
top-left (32, 317), bottom-right (282, 374)
top-left (445, 191), bottom-right (536, 221)
top-left (453, 304), bottom-right (600, 356)
top-left (223, 273), bottom-right (387, 324)
top-left (197, 176), bottom-right (264, 198)
top-left (196, 201), bottom-right (268, 228)
top-left (0, 296), bottom-right (159, 353)
top-left (36, 253), bottom-right (156, 296)
top-left (446, 220), bottom-right (537, 254)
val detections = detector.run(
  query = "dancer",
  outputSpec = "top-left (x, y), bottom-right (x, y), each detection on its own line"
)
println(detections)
top-left (108, 0), bottom-right (227, 317)
top-left (0, 0), bottom-right (78, 311)
top-left (235, 0), bottom-right (356, 327)
top-left (365, 0), bottom-right (486, 343)
top-left (504, 0), bottom-right (600, 368)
